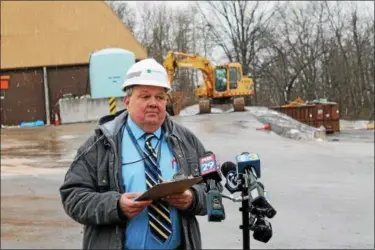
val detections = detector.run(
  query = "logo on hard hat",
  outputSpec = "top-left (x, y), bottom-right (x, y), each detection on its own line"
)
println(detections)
top-left (126, 71), bottom-right (142, 80)
top-left (145, 69), bottom-right (165, 76)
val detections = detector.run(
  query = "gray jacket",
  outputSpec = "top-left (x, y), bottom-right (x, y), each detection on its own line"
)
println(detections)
top-left (59, 110), bottom-right (210, 249)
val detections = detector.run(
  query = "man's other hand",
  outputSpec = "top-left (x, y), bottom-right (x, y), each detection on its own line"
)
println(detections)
top-left (164, 189), bottom-right (193, 210)
top-left (119, 192), bottom-right (152, 219)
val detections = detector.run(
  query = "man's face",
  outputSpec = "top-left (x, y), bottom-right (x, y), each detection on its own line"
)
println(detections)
top-left (125, 85), bottom-right (167, 133)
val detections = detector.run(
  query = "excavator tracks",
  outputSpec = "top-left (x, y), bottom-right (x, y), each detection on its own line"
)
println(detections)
top-left (233, 96), bottom-right (245, 112)
top-left (198, 97), bottom-right (245, 114)
top-left (199, 98), bottom-right (211, 114)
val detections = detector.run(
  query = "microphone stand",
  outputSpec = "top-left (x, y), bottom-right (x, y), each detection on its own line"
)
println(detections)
top-left (221, 166), bottom-right (276, 248)
top-left (239, 173), bottom-right (250, 250)
top-left (221, 171), bottom-right (251, 250)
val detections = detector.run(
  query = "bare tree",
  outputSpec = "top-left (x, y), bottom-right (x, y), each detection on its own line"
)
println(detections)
top-left (135, 2), bottom-right (200, 104)
top-left (320, 1), bottom-right (374, 119)
top-left (106, 1), bottom-right (374, 119)
top-left (196, 1), bottom-right (277, 74)
top-left (195, 1), bottom-right (278, 105)
top-left (134, 2), bottom-right (178, 63)
top-left (349, 8), bottom-right (374, 119)
top-left (257, 2), bottom-right (326, 104)
top-left (106, 1), bottom-right (136, 33)
top-left (253, 0), bottom-right (374, 120)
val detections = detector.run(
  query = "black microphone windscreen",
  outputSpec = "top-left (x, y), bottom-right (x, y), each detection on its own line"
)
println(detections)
top-left (221, 161), bottom-right (237, 177)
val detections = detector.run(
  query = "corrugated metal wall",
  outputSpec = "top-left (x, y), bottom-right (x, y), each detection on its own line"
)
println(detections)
top-left (47, 64), bottom-right (89, 124)
top-left (0, 68), bottom-right (46, 126)
top-left (1, 64), bottom-right (90, 126)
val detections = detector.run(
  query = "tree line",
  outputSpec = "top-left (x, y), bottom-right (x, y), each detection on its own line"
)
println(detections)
top-left (107, 1), bottom-right (374, 120)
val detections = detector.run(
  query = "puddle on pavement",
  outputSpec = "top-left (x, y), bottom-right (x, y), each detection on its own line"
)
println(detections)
top-left (326, 130), bottom-right (374, 143)
top-left (1, 195), bottom-right (77, 242)
top-left (58, 135), bottom-right (78, 140)
top-left (180, 115), bottom-right (255, 136)
top-left (1, 125), bottom-right (91, 170)
top-left (1, 165), bottom-right (68, 177)
top-left (235, 120), bottom-right (249, 129)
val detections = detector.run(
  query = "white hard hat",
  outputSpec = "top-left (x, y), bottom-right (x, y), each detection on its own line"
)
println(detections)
top-left (121, 58), bottom-right (171, 91)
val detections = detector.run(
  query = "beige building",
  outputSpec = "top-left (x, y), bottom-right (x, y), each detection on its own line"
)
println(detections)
top-left (1, 1), bottom-right (147, 126)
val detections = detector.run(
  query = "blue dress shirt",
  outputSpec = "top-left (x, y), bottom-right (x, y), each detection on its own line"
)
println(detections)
top-left (121, 117), bottom-right (181, 249)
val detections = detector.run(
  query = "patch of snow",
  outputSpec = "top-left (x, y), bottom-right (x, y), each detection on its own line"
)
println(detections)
top-left (340, 120), bottom-right (372, 130)
top-left (179, 104), bottom-right (200, 116)
top-left (179, 104), bottom-right (372, 141)
top-left (179, 104), bottom-right (228, 116)
top-left (58, 135), bottom-right (77, 140)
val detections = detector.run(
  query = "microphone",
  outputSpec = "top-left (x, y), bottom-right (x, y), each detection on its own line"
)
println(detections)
top-left (221, 161), bottom-right (241, 194)
top-left (199, 151), bottom-right (225, 222)
top-left (236, 152), bottom-right (261, 178)
top-left (237, 152), bottom-right (276, 219)
top-left (219, 152), bottom-right (277, 246)
top-left (221, 152), bottom-right (261, 194)
top-left (199, 151), bottom-right (222, 182)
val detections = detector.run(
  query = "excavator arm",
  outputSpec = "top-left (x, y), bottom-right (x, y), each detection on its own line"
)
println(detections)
top-left (163, 51), bottom-right (216, 93)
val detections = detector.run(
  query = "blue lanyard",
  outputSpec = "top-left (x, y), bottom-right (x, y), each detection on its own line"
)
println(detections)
top-left (125, 124), bottom-right (163, 166)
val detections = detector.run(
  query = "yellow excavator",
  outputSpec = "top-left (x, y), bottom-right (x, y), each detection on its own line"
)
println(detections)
top-left (163, 51), bottom-right (254, 115)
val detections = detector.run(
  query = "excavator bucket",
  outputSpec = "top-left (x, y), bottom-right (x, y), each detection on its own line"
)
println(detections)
top-left (166, 91), bottom-right (184, 116)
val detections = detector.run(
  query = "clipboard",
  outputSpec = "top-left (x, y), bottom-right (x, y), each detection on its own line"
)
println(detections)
top-left (135, 176), bottom-right (203, 201)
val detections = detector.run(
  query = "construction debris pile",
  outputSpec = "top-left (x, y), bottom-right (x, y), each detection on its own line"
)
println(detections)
top-left (247, 106), bottom-right (327, 141)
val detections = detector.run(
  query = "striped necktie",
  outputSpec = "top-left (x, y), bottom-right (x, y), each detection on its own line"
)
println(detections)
top-left (143, 133), bottom-right (172, 243)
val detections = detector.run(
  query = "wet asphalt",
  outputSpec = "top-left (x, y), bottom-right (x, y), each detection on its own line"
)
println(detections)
top-left (1, 111), bottom-right (374, 249)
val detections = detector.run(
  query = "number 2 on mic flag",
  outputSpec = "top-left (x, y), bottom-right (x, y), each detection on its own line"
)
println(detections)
top-left (199, 154), bottom-right (216, 175)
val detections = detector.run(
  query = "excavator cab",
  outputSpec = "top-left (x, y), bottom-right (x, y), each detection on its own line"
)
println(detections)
top-left (196, 63), bottom-right (252, 113)
top-left (214, 64), bottom-right (243, 94)
top-left (227, 64), bottom-right (243, 91)
top-left (214, 68), bottom-right (227, 92)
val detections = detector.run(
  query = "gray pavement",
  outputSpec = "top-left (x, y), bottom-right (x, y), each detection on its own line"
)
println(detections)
top-left (1, 111), bottom-right (374, 249)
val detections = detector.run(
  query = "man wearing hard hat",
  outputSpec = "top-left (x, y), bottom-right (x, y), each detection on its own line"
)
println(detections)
top-left (60, 59), bottom-right (214, 249)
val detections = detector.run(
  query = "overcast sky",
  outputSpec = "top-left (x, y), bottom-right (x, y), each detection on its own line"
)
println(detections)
top-left (125, 1), bottom-right (374, 13)
top-left (126, 1), bottom-right (188, 7)
top-left (120, 1), bottom-right (374, 64)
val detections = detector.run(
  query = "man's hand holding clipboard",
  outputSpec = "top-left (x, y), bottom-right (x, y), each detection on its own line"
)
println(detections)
top-left (135, 176), bottom-right (202, 202)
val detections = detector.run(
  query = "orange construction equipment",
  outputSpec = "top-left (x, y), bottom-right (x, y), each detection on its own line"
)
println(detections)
top-left (163, 50), bottom-right (254, 115)
top-left (282, 97), bottom-right (306, 107)
top-left (54, 112), bottom-right (60, 126)
top-left (256, 123), bottom-right (271, 131)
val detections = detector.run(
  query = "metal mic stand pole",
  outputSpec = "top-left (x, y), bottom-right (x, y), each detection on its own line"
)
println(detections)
top-left (239, 178), bottom-right (250, 250)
